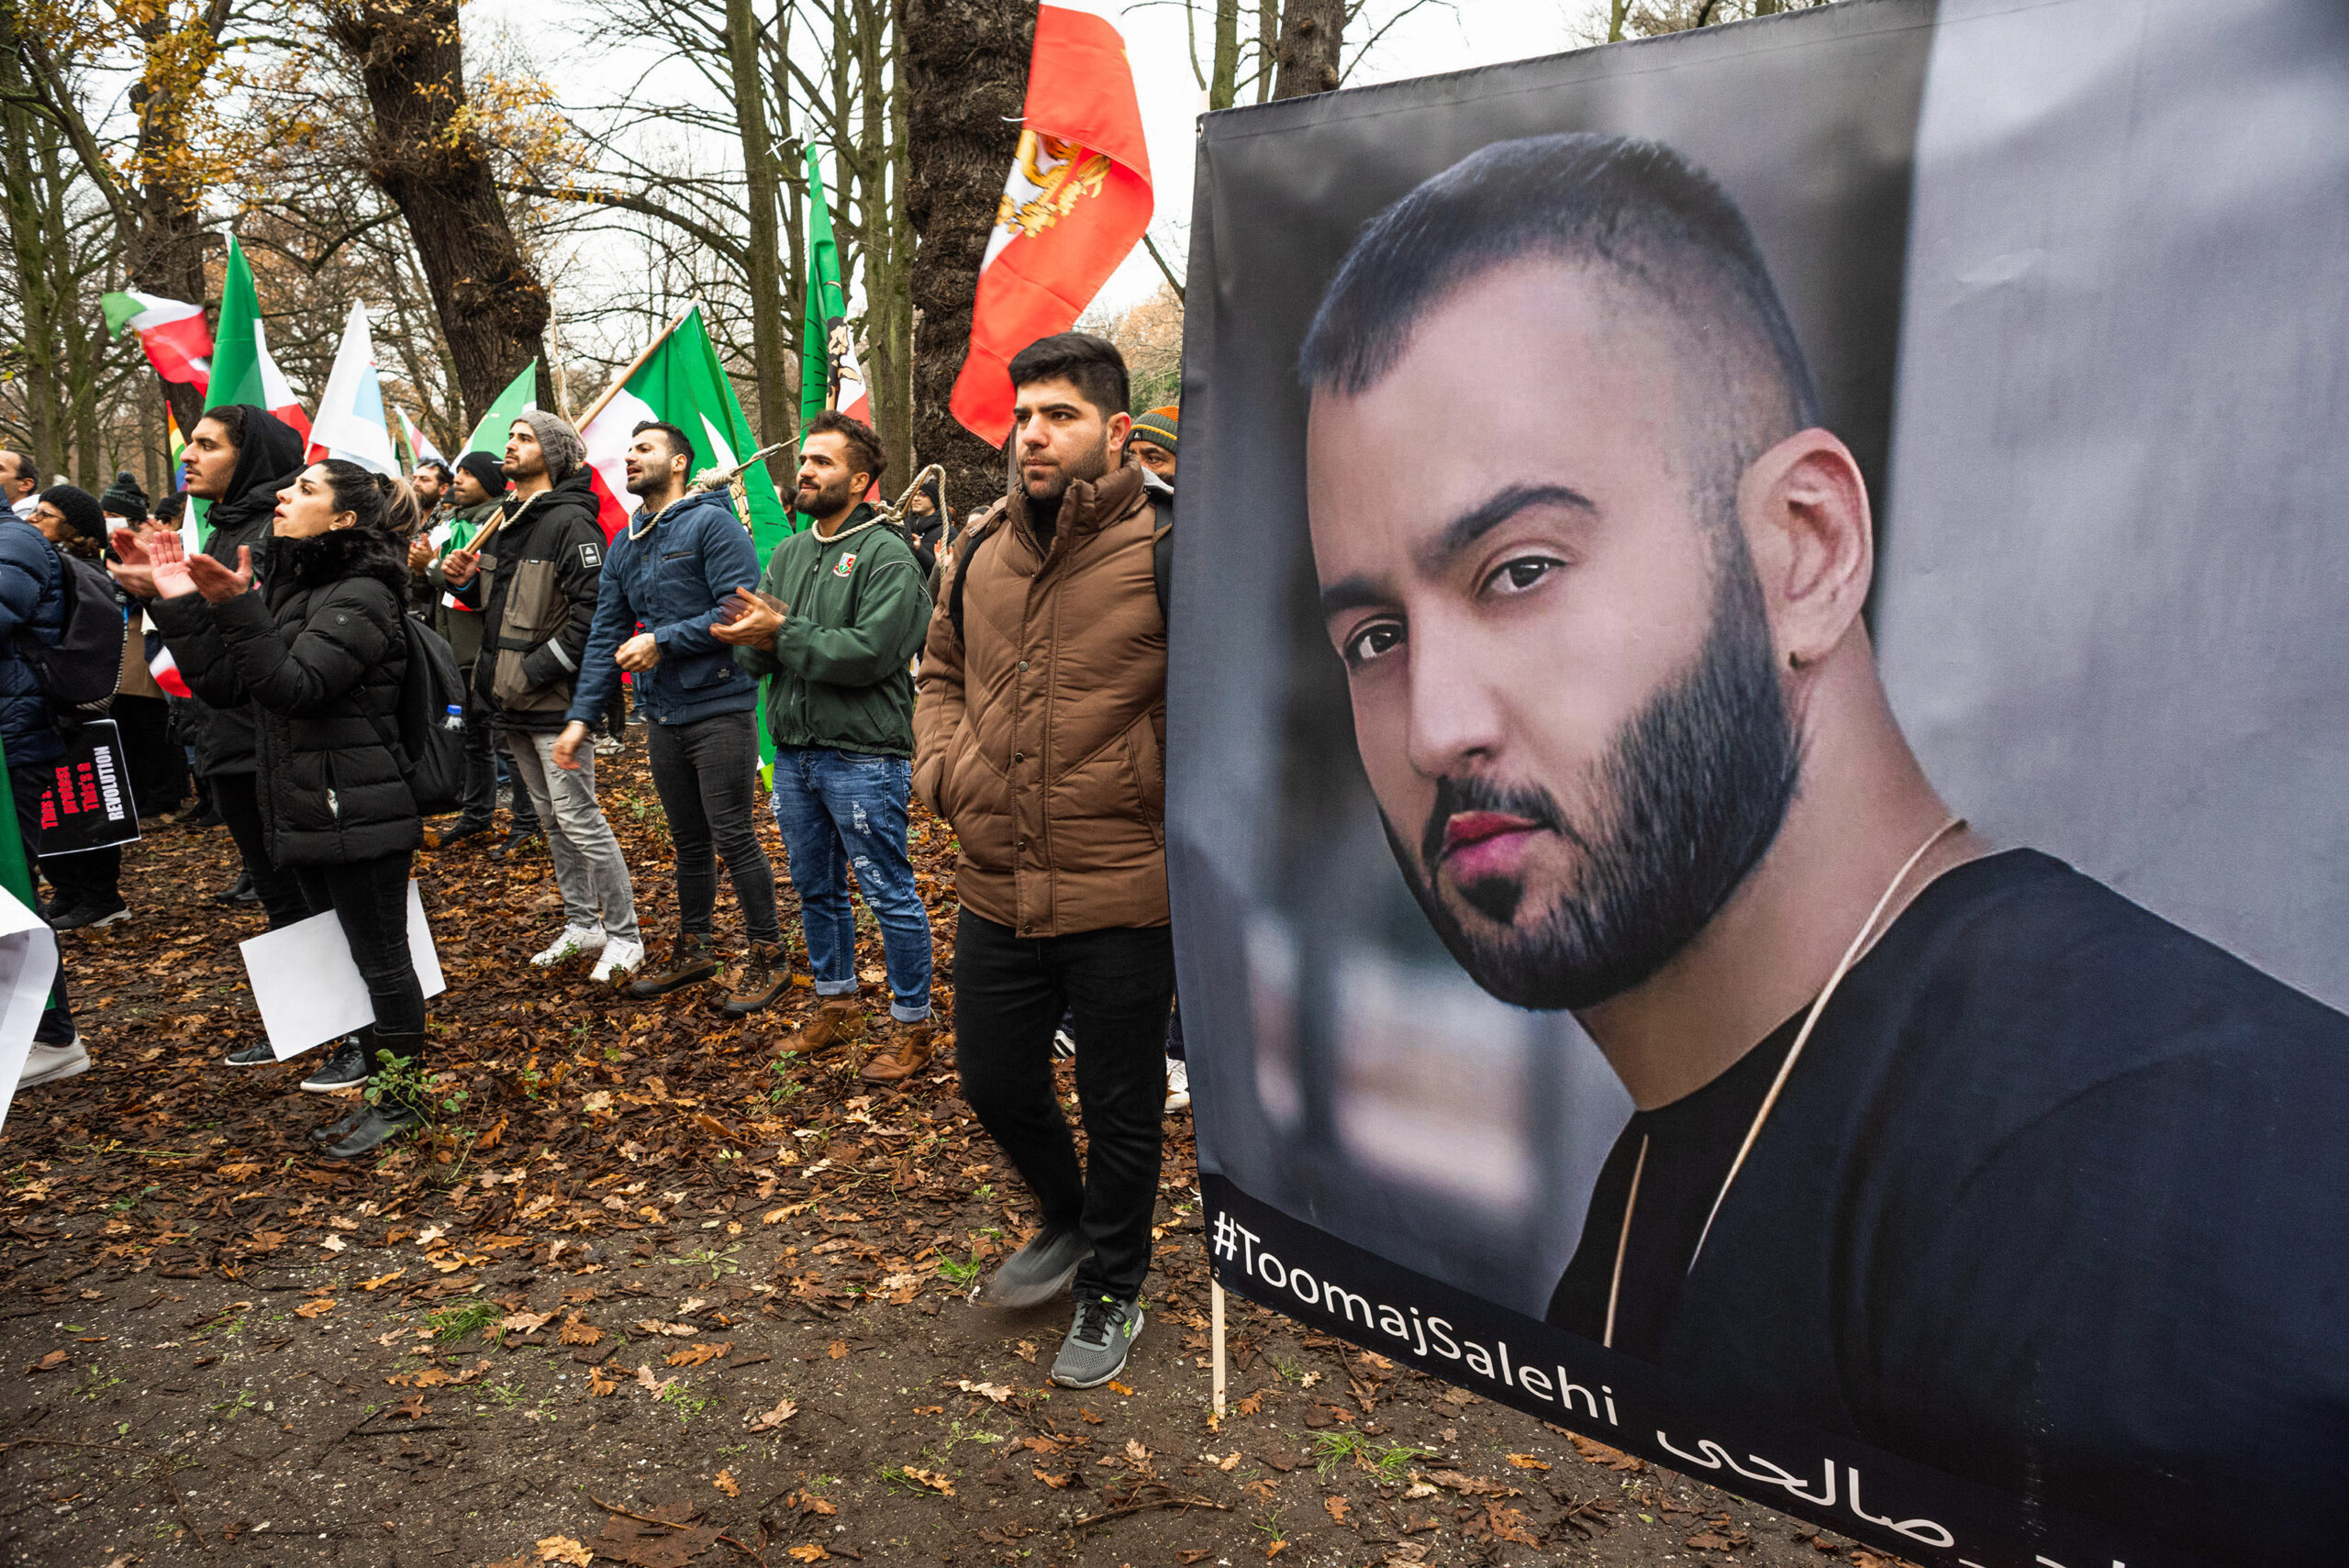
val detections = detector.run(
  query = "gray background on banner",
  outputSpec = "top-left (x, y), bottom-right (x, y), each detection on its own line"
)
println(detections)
top-left (1876, 0), bottom-right (2349, 1012)
top-left (1168, 2), bottom-right (1936, 1316)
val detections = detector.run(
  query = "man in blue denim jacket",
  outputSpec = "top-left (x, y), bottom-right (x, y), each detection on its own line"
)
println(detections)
top-left (553, 421), bottom-right (788, 1014)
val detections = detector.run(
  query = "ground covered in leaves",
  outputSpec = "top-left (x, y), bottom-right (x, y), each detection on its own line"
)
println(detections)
top-left (0, 740), bottom-right (1912, 1568)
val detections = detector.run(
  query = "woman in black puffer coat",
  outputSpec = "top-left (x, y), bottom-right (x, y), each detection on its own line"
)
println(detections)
top-left (144, 460), bottom-right (429, 1159)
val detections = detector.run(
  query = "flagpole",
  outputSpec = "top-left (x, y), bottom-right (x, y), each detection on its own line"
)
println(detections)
top-left (463, 306), bottom-right (698, 558)
top-left (573, 306), bottom-right (696, 433)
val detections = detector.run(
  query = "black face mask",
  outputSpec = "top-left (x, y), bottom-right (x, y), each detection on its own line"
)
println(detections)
top-left (1384, 528), bottom-right (1799, 1012)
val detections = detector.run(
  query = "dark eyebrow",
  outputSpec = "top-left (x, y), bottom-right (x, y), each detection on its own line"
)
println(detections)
top-left (1413, 483), bottom-right (1595, 578)
top-left (1319, 574), bottom-right (1391, 618)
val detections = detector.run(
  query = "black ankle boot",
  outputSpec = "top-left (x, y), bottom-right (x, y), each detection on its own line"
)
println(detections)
top-left (321, 1101), bottom-right (420, 1161)
top-left (307, 1103), bottom-right (370, 1145)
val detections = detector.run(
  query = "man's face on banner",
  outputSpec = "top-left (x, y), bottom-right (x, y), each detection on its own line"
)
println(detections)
top-left (1306, 260), bottom-right (1798, 1011)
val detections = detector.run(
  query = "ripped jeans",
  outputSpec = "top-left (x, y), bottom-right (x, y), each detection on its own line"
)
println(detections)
top-left (768, 746), bottom-right (931, 1021)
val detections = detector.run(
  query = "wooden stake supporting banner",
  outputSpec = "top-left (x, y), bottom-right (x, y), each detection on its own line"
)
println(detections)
top-left (1210, 1279), bottom-right (1227, 1419)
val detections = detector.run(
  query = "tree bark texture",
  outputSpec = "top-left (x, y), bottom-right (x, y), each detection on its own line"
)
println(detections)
top-left (895, 0), bottom-right (1032, 521)
top-left (1273, 0), bottom-right (1342, 99)
top-left (322, 0), bottom-right (551, 428)
top-left (724, 0), bottom-right (795, 483)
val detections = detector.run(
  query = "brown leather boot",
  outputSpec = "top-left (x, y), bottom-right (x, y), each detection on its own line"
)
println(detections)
top-left (784, 997), bottom-right (864, 1056)
top-left (627, 934), bottom-right (721, 999)
top-left (858, 1020), bottom-right (935, 1084)
top-left (721, 940), bottom-right (792, 1018)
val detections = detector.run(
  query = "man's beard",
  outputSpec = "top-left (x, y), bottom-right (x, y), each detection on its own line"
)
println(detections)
top-left (1383, 535), bottom-right (1799, 1012)
top-left (1023, 437), bottom-right (1111, 507)
top-left (796, 475), bottom-right (856, 517)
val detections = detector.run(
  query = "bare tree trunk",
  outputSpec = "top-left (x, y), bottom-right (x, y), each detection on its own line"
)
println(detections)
top-left (725, 0), bottom-right (795, 484)
top-left (125, 4), bottom-right (225, 438)
top-left (1210, 0), bottom-right (1241, 110)
top-left (896, 0), bottom-right (1031, 519)
top-left (1273, 0), bottom-right (1341, 99)
top-left (322, 0), bottom-right (551, 427)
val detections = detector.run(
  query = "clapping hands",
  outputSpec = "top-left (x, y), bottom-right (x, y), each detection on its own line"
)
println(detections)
top-left (145, 529), bottom-right (253, 604)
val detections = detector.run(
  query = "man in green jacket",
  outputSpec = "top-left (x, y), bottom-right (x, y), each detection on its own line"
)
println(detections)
top-left (715, 412), bottom-right (936, 1082)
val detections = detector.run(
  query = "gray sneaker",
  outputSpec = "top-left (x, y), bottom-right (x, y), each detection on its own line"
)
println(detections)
top-left (984, 1226), bottom-right (1091, 1308)
top-left (1051, 1293), bottom-right (1143, 1388)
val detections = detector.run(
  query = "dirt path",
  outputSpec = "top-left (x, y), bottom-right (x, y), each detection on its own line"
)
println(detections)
top-left (0, 746), bottom-right (1899, 1568)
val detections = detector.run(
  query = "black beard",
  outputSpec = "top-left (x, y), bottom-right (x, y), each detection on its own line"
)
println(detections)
top-left (796, 478), bottom-right (855, 517)
top-left (1383, 532), bottom-right (1799, 1012)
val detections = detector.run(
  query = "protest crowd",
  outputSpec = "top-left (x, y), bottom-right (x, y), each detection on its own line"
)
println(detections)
top-left (0, 333), bottom-right (1189, 1393)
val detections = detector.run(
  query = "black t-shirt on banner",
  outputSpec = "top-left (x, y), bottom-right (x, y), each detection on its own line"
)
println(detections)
top-left (1547, 849), bottom-right (2349, 1562)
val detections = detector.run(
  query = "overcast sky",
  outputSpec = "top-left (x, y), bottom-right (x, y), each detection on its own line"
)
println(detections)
top-left (473, 0), bottom-right (1603, 336)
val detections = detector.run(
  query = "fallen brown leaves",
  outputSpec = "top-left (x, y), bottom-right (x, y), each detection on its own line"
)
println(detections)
top-left (662, 1341), bottom-right (730, 1368)
top-left (745, 1396), bottom-right (797, 1432)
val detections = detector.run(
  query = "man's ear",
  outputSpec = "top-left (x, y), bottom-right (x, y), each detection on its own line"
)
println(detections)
top-left (1739, 428), bottom-right (1873, 666)
top-left (1108, 410), bottom-right (1133, 448)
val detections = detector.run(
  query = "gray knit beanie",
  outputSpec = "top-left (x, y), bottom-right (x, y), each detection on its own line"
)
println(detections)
top-left (513, 408), bottom-right (585, 484)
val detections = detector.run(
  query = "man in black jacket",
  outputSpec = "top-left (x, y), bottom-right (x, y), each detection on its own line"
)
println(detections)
top-left (442, 412), bottom-right (642, 984)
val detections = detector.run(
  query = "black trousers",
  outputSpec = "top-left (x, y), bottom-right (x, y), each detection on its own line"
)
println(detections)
top-left (291, 852), bottom-right (427, 1052)
top-left (42, 845), bottom-right (119, 912)
top-left (8, 766), bottom-right (73, 1044)
top-left (209, 771), bottom-right (313, 929)
top-left (954, 910), bottom-right (1175, 1299)
top-left (643, 710), bottom-right (780, 943)
top-left (451, 684), bottom-right (498, 829)
top-left (494, 728), bottom-right (541, 834)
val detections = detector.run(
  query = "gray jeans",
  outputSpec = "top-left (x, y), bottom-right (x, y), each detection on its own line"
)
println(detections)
top-left (505, 730), bottom-right (640, 942)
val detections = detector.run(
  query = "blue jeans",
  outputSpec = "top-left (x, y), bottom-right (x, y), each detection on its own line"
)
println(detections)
top-left (768, 746), bottom-right (931, 1021)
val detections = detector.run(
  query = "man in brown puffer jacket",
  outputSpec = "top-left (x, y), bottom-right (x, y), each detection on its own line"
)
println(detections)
top-left (914, 332), bottom-right (1173, 1391)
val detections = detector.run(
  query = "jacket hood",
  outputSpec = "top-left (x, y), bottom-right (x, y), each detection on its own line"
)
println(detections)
top-left (504, 466), bottom-right (602, 534)
top-left (211, 406), bottom-right (309, 526)
top-left (634, 483), bottom-right (740, 536)
top-left (273, 524), bottom-right (412, 595)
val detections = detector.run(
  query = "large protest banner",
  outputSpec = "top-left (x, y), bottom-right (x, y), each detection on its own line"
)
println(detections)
top-left (1170, 2), bottom-right (2349, 1564)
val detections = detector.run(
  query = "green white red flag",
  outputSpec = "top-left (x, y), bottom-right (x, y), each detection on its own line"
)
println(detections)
top-left (102, 289), bottom-right (212, 391)
top-left (951, 0), bottom-right (1153, 440)
top-left (579, 306), bottom-right (793, 558)
top-left (203, 237), bottom-right (310, 440)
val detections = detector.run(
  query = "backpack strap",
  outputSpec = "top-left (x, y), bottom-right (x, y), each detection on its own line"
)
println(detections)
top-left (1147, 487), bottom-right (1174, 624)
top-left (945, 499), bottom-right (1009, 647)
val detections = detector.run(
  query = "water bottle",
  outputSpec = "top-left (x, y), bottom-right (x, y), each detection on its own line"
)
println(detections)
top-left (442, 704), bottom-right (464, 732)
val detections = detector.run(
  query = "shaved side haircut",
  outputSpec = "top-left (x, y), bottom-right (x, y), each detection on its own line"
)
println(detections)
top-left (1300, 133), bottom-right (1821, 524)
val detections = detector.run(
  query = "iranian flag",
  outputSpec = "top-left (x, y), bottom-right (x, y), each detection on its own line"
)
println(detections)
top-left (204, 237), bottom-right (309, 440)
top-left (950, 0), bottom-right (1152, 441)
top-left (398, 409), bottom-right (448, 471)
top-left (464, 362), bottom-right (537, 456)
top-left (803, 147), bottom-right (870, 425)
top-left (102, 290), bottom-right (213, 391)
top-left (578, 306), bottom-right (793, 557)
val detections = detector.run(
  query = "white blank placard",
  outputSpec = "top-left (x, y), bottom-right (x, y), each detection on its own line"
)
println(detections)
top-left (241, 881), bottom-right (446, 1060)
top-left (0, 886), bottom-right (60, 1133)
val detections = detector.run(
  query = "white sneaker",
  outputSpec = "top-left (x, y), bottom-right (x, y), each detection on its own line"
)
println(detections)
top-left (531, 925), bottom-right (607, 967)
top-left (21, 1036), bottom-right (89, 1088)
top-left (591, 936), bottom-right (645, 986)
top-left (1163, 1055), bottom-right (1190, 1114)
top-left (1052, 1027), bottom-right (1076, 1060)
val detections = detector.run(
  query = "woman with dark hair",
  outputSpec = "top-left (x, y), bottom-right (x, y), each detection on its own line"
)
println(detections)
top-left (131, 460), bottom-right (431, 1159)
top-left (112, 406), bottom-right (310, 918)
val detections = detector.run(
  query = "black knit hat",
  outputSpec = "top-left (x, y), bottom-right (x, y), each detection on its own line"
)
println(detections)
top-left (99, 469), bottom-right (148, 522)
top-left (39, 484), bottom-right (106, 541)
top-left (455, 450), bottom-right (507, 495)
